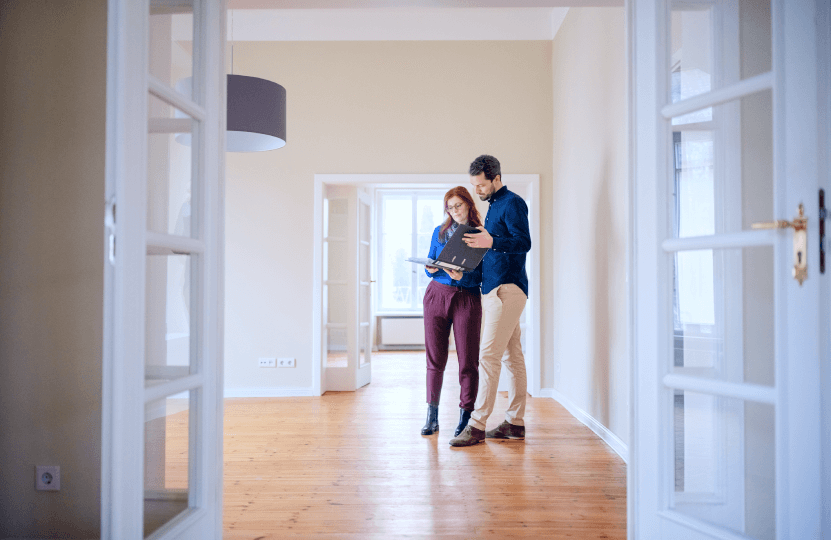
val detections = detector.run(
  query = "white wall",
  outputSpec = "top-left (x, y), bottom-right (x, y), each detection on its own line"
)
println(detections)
top-left (547, 7), bottom-right (630, 448)
top-left (224, 40), bottom-right (554, 393)
top-left (0, 1), bottom-right (107, 536)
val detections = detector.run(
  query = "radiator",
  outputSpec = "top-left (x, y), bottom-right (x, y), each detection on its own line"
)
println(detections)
top-left (378, 316), bottom-right (424, 348)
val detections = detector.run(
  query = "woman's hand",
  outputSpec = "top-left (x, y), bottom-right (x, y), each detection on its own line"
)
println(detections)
top-left (426, 266), bottom-right (439, 274)
top-left (447, 269), bottom-right (463, 281)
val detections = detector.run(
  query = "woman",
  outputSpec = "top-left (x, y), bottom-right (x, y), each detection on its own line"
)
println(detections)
top-left (421, 186), bottom-right (483, 438)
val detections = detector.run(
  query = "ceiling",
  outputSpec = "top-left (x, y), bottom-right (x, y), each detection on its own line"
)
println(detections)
top-left (221, 0), bottom-right (623, 42)
top-left (228, 0), bottom-right (622, 8)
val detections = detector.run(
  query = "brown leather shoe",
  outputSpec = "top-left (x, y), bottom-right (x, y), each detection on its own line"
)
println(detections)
top-left (449, 425), bottom-right (485, 447)
top-left (485, 420), bottom-right (525, 440)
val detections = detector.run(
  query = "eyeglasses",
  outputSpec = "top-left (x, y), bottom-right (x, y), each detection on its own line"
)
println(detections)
top-left (446, 202), bottom-right (465, 212)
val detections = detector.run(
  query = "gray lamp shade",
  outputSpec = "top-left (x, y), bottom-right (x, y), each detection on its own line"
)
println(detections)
top-left (174, 75), bottom-right (286, 152)
top-left (227, 74), bottom-right (286, 152)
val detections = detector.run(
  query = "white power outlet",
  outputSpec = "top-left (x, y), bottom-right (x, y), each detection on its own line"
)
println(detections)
top-left (277, 357), bottom-right (295, 368)
top-left (258, 357), bottom-right (276, 368)
top-left (35, 465), bottom-right (60, 491)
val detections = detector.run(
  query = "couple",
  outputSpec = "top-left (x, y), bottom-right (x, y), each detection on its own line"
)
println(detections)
top-left (421, 154), bottom-right (531, 447)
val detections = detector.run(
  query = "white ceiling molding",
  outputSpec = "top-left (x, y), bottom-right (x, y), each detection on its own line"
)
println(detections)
top-left (225, 8), bottom-right (571, 41)
top-left (551, 7), bottom-right (569, 38)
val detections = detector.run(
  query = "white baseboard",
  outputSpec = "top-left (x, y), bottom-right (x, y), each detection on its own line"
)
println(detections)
top-left (540, 388), bottom-right (629, 464)
top-left (224, 387), bottom-right (317, 398)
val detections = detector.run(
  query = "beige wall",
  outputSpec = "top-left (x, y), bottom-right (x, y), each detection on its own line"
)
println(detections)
top-left (225, 40), bottom-right (554, 391)
top-left (548, 8), bottom-right (629, 445)
top-left (0, 1), bottom-right (107, 537)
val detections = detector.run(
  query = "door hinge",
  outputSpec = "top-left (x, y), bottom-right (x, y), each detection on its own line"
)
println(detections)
top-left (820, 189), bottom-right (826, 274)
top-left (105, 197), bottom-right (116, 265)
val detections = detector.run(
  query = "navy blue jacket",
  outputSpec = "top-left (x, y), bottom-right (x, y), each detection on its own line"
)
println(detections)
top-left (480, 186), bottom-right (531, 296)
top-left (424, 224), bottom-right (482, 291)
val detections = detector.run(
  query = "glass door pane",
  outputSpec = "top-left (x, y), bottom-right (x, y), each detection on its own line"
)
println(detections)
top-left (325, 195), bottom-right (349, 369)
top-left (671, 391), bottom-right (776, 539)
top-left (144, 391), bottom-right (193, 537)
top-left (359, 197), bottom-right (371, 368)
top-left (148, 95), bottom-right (195, 237)
top-left (669, 0), bottom-right (772, 107)
top-left (145, 253), bottom-right (194, 385)
top-left (149, 0), bottom-right (196, 100)
top-left (671, 246), bottom-right (774, 386)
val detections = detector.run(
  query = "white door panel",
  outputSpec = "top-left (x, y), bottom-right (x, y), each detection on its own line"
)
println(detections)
top-left (104, 0), bottom-right (225, 537)
top-left (323, 186), bottom-right (372, 392)
top-left (631, 0), bottom-right (822, 538)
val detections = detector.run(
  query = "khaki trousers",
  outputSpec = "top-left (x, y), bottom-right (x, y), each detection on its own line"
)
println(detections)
top-left (468, 283), bottom-right (527, 431)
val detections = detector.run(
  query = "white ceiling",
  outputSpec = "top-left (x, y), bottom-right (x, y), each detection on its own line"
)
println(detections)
top-left (229, 0), bottom-right (622, 7)
top-left (226, 8), bottom-right (572, 41)
top-left (222, 0), bottom-right (623, 42)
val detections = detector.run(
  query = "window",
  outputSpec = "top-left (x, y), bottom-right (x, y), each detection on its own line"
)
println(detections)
top-left (376, 190), bottom-right (445, 312)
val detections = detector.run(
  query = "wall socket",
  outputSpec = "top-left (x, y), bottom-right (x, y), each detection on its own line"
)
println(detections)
top-left (277, 357), bottom-right (295, 368)
top-left (35, 465), bottom-right (60, 491)
top-left (258, 357), bottom-right (276, 368)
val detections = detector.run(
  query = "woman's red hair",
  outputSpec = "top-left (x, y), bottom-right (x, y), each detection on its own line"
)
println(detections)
top-left (439, 186), bottom-right (482, 242)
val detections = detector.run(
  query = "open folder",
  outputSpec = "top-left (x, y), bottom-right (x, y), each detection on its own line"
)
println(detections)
top-left (405, 224), bottom-right (489, 272)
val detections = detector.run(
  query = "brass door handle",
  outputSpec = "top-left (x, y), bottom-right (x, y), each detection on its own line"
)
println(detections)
top-left (751, 219), bottom-right (795, 230)
top-left (752, 204), bottom-right (808, 285)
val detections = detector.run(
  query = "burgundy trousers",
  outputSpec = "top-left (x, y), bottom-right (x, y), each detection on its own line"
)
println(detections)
top-left (423, 280), bottom-right (482, 411)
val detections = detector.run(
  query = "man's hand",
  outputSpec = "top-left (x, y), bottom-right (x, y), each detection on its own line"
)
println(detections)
top-left (446, 269), bottom-right (463, 281)
top-left (463, 226), bottom-right (493, 249)
top-left (426, 266), bottom-right (439, 274)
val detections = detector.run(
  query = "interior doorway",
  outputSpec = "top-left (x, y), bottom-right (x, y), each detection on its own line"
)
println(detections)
top-left (312, 174), bottom-right (541, 397)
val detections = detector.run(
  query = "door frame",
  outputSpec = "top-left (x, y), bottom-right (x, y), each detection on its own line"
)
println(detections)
top-left (818, 2), bottom-right (831, 537)
top-left (312, 173), bottom-right (541, 397)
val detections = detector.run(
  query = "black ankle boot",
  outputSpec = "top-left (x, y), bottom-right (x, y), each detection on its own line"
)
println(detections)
top-left (421, 404), bottom-right (439, 435)
top-left (455, 409), bottom-right (472, 437)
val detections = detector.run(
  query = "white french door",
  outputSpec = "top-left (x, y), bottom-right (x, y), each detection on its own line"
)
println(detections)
top-left (630, 0), bottom-right (823, 539)
top-left (322, 185), bottom-right (372, 392)
top-left (103, 0), bottom-right (225, 538)
top-left (356, 190), bottom-right (373, 389)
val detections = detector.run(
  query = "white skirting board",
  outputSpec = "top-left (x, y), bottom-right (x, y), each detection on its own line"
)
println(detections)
top-left (539, 388), bottom-right (629, 464)
top-left (224, 387), bottom-right (316, 398)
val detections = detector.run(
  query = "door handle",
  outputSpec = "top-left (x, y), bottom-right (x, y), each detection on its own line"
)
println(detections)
top-left (752, 204), bottom-right (807, 285)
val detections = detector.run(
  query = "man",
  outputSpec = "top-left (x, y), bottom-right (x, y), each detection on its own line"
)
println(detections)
top-left (449, 154), bottom-right (531, 447)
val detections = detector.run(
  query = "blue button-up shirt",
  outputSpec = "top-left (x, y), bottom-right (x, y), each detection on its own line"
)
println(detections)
top-left (481, 185), bottom-right (530, 296)
top-left (424, 224), bottom-right (483, 290)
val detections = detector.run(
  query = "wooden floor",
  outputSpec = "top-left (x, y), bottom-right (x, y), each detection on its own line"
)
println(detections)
top-left (221, 352), bottom-right (627, 539)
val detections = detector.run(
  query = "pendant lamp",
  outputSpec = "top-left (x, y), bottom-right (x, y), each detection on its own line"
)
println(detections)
top-left (175, 75), bottom-right (287, 152)
top-left (226, 74), bottom-right (286, 152)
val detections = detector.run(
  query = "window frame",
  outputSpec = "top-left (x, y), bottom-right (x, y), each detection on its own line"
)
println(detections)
top-left (374, 188), bottom-right (446, 314)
